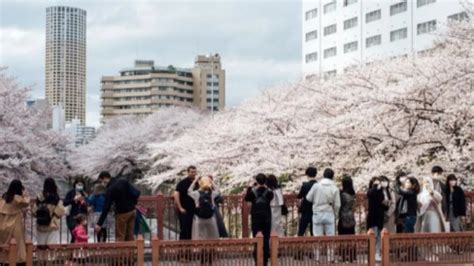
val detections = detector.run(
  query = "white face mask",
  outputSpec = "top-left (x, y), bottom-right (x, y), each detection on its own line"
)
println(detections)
top-left (449, 180), bottom-right (457, 187)
top-left (381, 181), bottom-right (389, 188)
top-left (76, 184), bottom-right (84, 191)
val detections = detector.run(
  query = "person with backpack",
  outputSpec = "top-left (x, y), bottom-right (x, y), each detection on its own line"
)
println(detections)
top-left (0, 179), bottom-right (30, 264)
top-left (187, 176), bottom-right (220, 240)
top-left (64, 177), bottom-right (88, 243)
top-left (87, 184), bottom-right (108, 242)
top-left (33, 177), bottom-right (65, 245)
top-left (94, 171), bottom-right (140, 242)
top-left (297, 167), bottom-right (317, 236)
top-left (245, 173), bottom-right (274, 266)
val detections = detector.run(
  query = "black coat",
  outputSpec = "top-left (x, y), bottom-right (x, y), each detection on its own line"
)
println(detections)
top-left (97, 178), bottom-right (140, 226)
top-left (446, 186), bottom-right (466, 218)
top-left (297, 180), bottom-right (317, 213)
top-left (367, 187), bottom-right (386, 229)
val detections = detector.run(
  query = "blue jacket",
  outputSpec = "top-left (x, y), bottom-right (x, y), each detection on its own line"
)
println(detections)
top-left (88, 194), bottom-right (106, 213)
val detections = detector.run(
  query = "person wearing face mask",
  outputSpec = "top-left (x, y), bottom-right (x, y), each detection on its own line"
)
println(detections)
top-left (445, 174), bottom-right (466, 232)
top-left (64, 177), bottom-right (89, 243)
top-left (366, 177), bottom-right (386, 262)
top-left (380, 176), bottom-right (396, 233)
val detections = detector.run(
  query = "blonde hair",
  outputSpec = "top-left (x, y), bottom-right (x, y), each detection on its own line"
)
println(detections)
top-left (199, 176), bottom-right (213, 190)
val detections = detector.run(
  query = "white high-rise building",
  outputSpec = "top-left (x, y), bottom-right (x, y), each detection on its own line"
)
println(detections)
top-left (45, 6), bottom-right (87, 125)
top-left (302, 0), bottom-right (468, 78)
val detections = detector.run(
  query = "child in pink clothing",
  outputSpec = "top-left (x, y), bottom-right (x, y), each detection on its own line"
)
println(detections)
top-left (72, 214), bottom-right (88, 243)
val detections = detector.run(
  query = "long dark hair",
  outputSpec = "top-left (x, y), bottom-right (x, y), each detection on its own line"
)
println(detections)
top-left (3, 179), bottom-right (24, 204)
top-left (446, 174), bottom-right (458, 195)
top-left (379, 175), bottom-right (392, 200)
top-left (341, 175), bottom-right (355, 196)
top-left (406, 177), bottom-right (421, 194)
top-left (42, 178), bottom-right (60, 205)
top-left (266, 174), bottom-right (279, 190)
top-left (368, 176), bottom-right (380, 189)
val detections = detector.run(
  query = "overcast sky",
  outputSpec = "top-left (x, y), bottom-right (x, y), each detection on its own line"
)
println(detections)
top-left (0, 0), bottom-right (302, 127)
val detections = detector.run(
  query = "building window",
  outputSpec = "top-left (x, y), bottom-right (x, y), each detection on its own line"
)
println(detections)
top-left (305, 8), bottom-right (318, 20)
top-left (324, 47), bottom-right (337, 58)
top-left (324, 0), bottom-right (337, 14)
top-left (324, 24), bottom-right (337, 36)
top-left (343, 0), bottom-right (357, 7)
top-left (366, 9), bottom-right (381, 23)
top-left (417, 20), bottom-right (436, 35)
top-left (448, 12), bottom-right (469, 23)
top-left (305, 30), bottom-right (318, 41)
top-left (366, 34), bottom-right (382, 48)
top-left (417, 0), bottom-right (436, 8)
top-left (390, 28), bottom-right (408, 42)
top-left (390, 1), bottom-right (407, 16)
top-left (344, 41), bottom-right (358, 53)
top-left (344, 17), bottom-right (358, 30)
top-left (305, 52), bottom-right (318, 63)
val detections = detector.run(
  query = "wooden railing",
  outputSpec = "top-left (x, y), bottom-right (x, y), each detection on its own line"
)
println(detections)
top-left (151, 233), bottom-right (264, 266)
top-left (3, 232), bottom-right (474, 265)
top-left (24, 236), bottom-right (144, 266)
top-left (381, 230), bottom-right (474, 266)
top-left (23, 192), bottom-right (474, 243)
top-left (270, 231), bottom-right (376, 266)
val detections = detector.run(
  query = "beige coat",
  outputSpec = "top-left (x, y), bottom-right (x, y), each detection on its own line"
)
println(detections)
top-left (32, 195), bottom-right (65, 232)
top-left (0, 195), bottom-right (30, 262)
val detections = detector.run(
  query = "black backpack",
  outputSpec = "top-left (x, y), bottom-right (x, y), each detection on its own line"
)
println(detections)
top-left (252, 188), bottom-right (270, 216)
top-left (35, 200), bottom-right (52, 226)
top-left (195, 191), bottom-right (215, 219)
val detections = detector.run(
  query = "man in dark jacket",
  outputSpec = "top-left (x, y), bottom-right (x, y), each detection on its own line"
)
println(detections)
top-left (297, 167), bottom-right (317, 236)
top-left (95, 171), bottom-right (140, 241)
top-left (245, 173), bottom-right (273, 266)
top-left (173, 166), bottom-right (198, 240)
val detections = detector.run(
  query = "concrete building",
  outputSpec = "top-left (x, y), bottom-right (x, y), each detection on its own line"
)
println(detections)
top-left (65, 118), bottom-right (96, 146)
top-left (45, 6), bottom-right (87, 124)
top-left (302, 0), bottom-right (468, 78)
top-left (100, 54), bottom-right (225, 121)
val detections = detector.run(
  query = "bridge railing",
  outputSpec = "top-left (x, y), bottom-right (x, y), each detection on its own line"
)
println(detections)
top-left (24, 236), bottom-right (144, 266)
top-left (23, 192), bottom-right (474, 242)
top-left (270, 231), bottom-right (376, 266)
top-left (3, 232), bottom-right (474, 265)
top-left (381, 230), bottom-right (474, 266)
top-left (151, 233), bottom-right (264, 266)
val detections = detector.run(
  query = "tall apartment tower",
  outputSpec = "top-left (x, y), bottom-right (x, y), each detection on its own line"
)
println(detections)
top-left (101, 54), bottom-right (225, 122)
top-left (302, 0), bottom-right (467, 78)
top-left (45, 6), bottom-right (87, 125)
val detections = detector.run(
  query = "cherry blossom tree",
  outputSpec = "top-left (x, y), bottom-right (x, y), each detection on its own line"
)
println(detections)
top-left (143, 15), bottom-right (473, 192)
top-left (70, 107), bottom-right (205, 180)
top-left (0, 70), bottom-right (70, 190)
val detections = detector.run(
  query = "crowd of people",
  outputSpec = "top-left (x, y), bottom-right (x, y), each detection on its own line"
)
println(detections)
top-left (173, 165), bottom-right (468, 264)
top-left (0, 172), bottom-right (140, 265)
top-left (0, 164), bottom-right (469, 265)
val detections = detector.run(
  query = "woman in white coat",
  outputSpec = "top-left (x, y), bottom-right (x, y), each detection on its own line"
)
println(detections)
top-left (267, 175), bottom-right (285, 236)
top-left (416, 177), bottom-right (446, 233)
